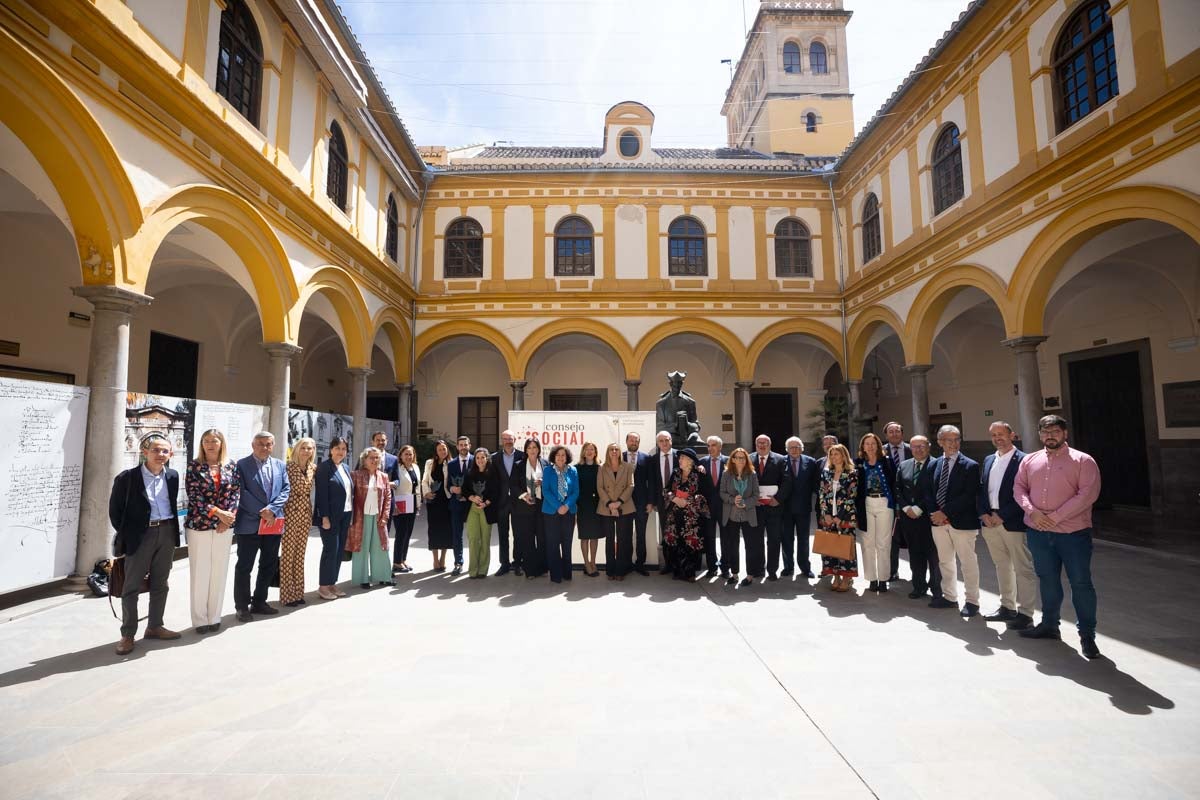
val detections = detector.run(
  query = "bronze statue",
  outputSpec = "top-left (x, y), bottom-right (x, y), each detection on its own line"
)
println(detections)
top-left (655, 370), bottom-right (703, 448)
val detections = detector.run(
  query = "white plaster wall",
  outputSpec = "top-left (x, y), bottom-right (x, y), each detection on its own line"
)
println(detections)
top-left (363, 158), bottom-right (381, 248)
top-left (978, 51), bottom-right (1020, 183)
top-left (525, 347), bottom-right (626, 411)
top-left (1110, 4), bottom-right (1138, 96)
top-left (964, 215), bottom-right (1051, 285)
top-left (127, 0), bottom-right (186, 61)
top-left (289, 58), bottom-right (318, 185)
top-left (505, 205), bottom-right (533, 280)
top-left (0, 125), bottom-right (72, 235)
top-left (888, 149), bottom-right (913, 243)
top-left (1159, 0), bottom-right (1200, 66)
top-left (614, 204), bottom-right (647, 280)
top-left (878, 275), bottom-right (930, 324)
top-left (600, 122), bottom-right (655, 164)
top-left (729, 206), bottom-right (756, 280)
top-left (1114, 149), bottom-right (1200, 196)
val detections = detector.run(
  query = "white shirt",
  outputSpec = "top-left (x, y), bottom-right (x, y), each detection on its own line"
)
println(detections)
top-left (525, 460), bottom-right (542, 500)
top-left (363, 473), bottom-right (380, 516)
top-left (986, 448), bottom-right (1016, 511)
top-left (335, 462), bottom-right (352, 513)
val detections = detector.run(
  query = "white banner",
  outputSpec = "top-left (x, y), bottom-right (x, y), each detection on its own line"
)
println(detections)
top-left (194, 399), bottom-right (270, 462)
top-left (0, 377), bottom-right (89, 592)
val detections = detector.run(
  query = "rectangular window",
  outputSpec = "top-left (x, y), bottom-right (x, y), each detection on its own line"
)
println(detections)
top-left (148, 331), bottom-right (199, 399)
top-left (457, 396), bottom-right (499, 452)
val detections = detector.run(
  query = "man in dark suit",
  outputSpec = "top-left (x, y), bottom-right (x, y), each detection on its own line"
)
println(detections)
top-left (923, 424), bottom-right (982, 616)
top-left (491, 430), bottom-right (519, 575)
top-left (447, 435), bottom-right (473, 575)
top-left (815, 434), bottom-right (839, 471)
top-left (625, 432), bottom-right (652, 576)
top-left (234, 431), bottom-right (291, 621)
top-left (750, 434), bottom-right (793, 581)
top-left (781, 436), bottom-right (819, 579)
top-left (976, 420), bottom-right (1037, 630)
top-left (698, 435), bottom-right (729, 578)
top-left (109, 433), bottom-right (182, 655)
top-left (648, 431), bottom-right (679, 574)
top-left (882, 421), bottom-right (913, 582)
top-left (895, 435), bottom-right (941, 601)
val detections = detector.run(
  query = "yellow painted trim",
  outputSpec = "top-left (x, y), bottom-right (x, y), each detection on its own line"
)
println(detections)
top-left (846, 305), bottom-right (909, 380)
top-left (532, 204), bottom-right (547, 282)
top-left (491, 205), bottom-right (506, 281)
top-left (631, 318), bottom-right (749, 381)
top-left (1009, 185), bottom-right (1200, 336)
top-left (179, 0), bottom-right (211, 80)
top-left (1008, 38), bottom-right (1037, 164)
top-left (1125, 0), bottom-right (1166, 96)
top-left (752, 206), bottom-right (768, 283)
top-left (514, 318), bottom-right (636, 381)
top-left (745, 319), bottom-right (845, 379)
top-left (414, 320), bottom-right (521, 380)
top-left (714, 206), bottom-right (730, 283)
top-left (904, 264), bottom-right (1014, 363)
top-left (964, 85), bottom-right (986, 195)
top-left (371, 305), bottom-right (413, 383)
top-left (601, 204), bottom-right (615, 280)
top-left (290, 265), bottom-right (373, 368)
top-left (645, 203), bottom-right (661, 280)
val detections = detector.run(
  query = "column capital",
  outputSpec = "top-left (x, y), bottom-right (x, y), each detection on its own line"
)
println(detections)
top-left (347, 367), bottom-right (374, 379)
top-left (262, 342), bottom-right (302, 359)
top-left (623, 379), bottom-right (642, 387)
top-left (846, 379), bottom-right (863, 387)
top-left (509, 380), bottom-right (528, 389)
top-left (71, 285), bottom-right (151, 312)
top-left (394, 382), bottom-right (414, 392)
top-left (734, 380), bottom-right (755, 390)
top-left (901, 363), bottom-right (934, 375)
top-left (1003, 335), bottom-right (1049, 353)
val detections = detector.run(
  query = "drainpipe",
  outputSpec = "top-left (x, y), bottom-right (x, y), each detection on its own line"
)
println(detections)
top-left (823, 168), bottom-right (854, 449)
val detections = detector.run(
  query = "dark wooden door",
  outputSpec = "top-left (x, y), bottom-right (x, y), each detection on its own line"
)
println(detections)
top-left (750, 391), bottom-right (794, 452)
top-left (1068, 351), bottom-right (1150, 508)
top-left (458, 396), bottom-right (499, 452)
top-left (148, 331), bottom-right (198, 399)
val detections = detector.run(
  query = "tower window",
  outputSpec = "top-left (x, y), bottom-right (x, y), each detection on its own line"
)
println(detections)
top-left (810, 41), bottom-right (828, 75)
top-left (784, 42), bottom-right (802, 74)
top-left (618, 130), bottom-right (641, 158)
top-left (806, 112), bottom-right (817, 133)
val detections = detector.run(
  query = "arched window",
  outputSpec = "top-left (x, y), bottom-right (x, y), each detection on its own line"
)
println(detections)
top-left (774, 219), bottom-right (812, 277)
top-left (861, 193), bottom-right (881, 263)
top-left (809, 41), bottom-right (828, 74)
top-left (444, 218), bottom-right (483, 278)
top-left (215, 0), bottom-right (263, 126)
top-left (667, 217), bottom-right (707, 276)
top-left (806, 112), bottom-right (818, 133)
top-left (326, 121), bottom-right (349, 212)
top-left (931, 124), bottom-right (964, 215)
top-left (554, 217), bottom-right (595, 276)
top-left (783, 42), bottom-right (802, 74)
top-left (385, 194), bottom-right (399, 262)
top-left (1054, 0), bottom-right (1118, 132)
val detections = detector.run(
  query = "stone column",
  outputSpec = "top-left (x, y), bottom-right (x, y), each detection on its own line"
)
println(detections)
top-left (903, 363), bottom-right (934, 438)
top-left (734, 380), bottom-right (754, 449)
top-left (846, 378), bottom-right (863, 444)
top-left (1004, 336), bottom-right (1049, 444)
top-left (348, 367), bottom-right (373, 452)
top-left (71, 285), bottom-right (151, 576)
top-left (624, 379), bottom-right (641, 411)
top-left (395, 382), bottom-right (413, 443)
top-left (510, 381), bottom-right (527, 411)
top-left (263, 343), bottom-right (301, 448)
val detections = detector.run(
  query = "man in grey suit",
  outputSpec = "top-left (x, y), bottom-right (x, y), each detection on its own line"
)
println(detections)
top-left (233, 431), bottom-right (291, 621)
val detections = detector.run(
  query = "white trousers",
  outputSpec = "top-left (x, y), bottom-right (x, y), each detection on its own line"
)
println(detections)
top-left (930, 524), bottom-right (980, 604)
top-left (856, 496), bottom-right (894, 582)
top-left (981, 524), bottom-right (1040, 615)
top-left (187, 527), bottom-right (233, 627)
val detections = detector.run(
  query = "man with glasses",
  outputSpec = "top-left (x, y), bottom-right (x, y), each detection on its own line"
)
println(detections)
top-left (925, 425), bottom-right (982, 617)
top-left (109, 434), bottom-right (182, 655)
top-left (1013, 415), bottom-right (1103, 659)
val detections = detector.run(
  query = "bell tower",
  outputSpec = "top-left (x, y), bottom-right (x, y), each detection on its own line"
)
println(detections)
top-left (721, 0), bottom-right (855, 156)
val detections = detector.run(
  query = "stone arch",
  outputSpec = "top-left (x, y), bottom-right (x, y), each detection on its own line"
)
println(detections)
top-left (290, 266), bottom-right (373, 369)
top-left (372, 306), bottom-right (413, 383)
top-left (414, 320), bottom-right (520, 380)
top-left (633, 319), bottom-right (749, 381)
top-left (745, 318), bottom-right (845, 379)
top-left (846, 305), bottom-right (909, 379)
top-left (1009, 185), bottom-right (1200, 336)
top-left (905, 264), bottom-right (1014, 364)
top-left (515, 318), bottom-right (636, 381)
top-left (0, 28), bottom-right (142, 284)
top-left (131, 184), bottom-right (298, 343)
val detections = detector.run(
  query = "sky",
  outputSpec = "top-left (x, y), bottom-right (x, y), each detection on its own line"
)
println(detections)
top-left (336, 0), bottom-right (974, 150)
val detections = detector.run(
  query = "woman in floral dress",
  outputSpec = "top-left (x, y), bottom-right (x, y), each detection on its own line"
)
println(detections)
top-left (662, 448), bottom-right (709, 582)
top-left (818, 443), bottom-right (859, 592)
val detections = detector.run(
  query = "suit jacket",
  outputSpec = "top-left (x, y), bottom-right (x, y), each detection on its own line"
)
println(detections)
top-left (234, 455), bottom-right (291, 535)
top-left (347, 469), bottom-right (391, 552)
top-left (391, 460), bottom-right (423, 514)
top-left (382, 451), bottom-right (400, 483)
top-left (596, 461), bottom-right (636, 516)
top-left (698, 454), bottom-right (729, 520)
top-left (490, 449), bottom-right (519, 511)
top-left (509, 455), bottom-right (549, 515)
top-left (882, 441), bottom-right (913, 471)
top-left (447, 454), bottom-right (473, 505)
top-left (750, 450), bottom-right (793, 513)
top-left (648, 449), bottom-right (680, 512)
top-left (314, 457), bottom-right (353, 525)
top-left (718, 469), bottom-right (760, 527)
top-left (925, 453), bottom-right (981, 530)
top-left (976, 449), bottom-right (1026, 531)
top-left (465, 464), bottom-right (503, 525)
top-left (541, 465), bottom-right (580, 515)
top-left (109, 466), bottom-right (181, 556)
top-left (782, 453), bottom-right (819, 517)
top-left (895, 457), bottom-right (935, 538)
top-left (627, 450), bottom-right (652, 508)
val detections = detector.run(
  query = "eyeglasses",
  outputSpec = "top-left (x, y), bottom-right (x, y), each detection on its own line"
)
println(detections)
top-left (146, 447), bottom-right (171, 456)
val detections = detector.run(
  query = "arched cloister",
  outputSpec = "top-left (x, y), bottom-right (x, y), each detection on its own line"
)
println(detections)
top-left (515, 318), bottom-right (637, 382)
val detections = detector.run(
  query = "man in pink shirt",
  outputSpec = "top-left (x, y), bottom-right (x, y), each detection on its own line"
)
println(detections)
top-left (1012, 414), bottom-right (1103, 659)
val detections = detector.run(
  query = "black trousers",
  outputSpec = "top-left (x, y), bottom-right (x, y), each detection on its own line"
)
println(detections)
top-left (702, 513), bottom-right (721, 570)
top-left (780, 510), bottom-right (813, 575)
top-left (544, 512), bottom-right (575, 583)
top-left (234, 532), bottom-right (280, 610)
top-left (512, 507), bottom-right (545, 576)
top-left (902, 518), bottom-right (941, 597)
top-left (603, 514), bottom-right (633, 577)
top-left (496, 501), bottom-right (515, 567)
top-left (723, 520), bottom-right (762, 576)
top-left (633, 505), bottom-right (649, 567)
top-left (119, 521), bottom-right (177, 637)
top-left (392, 513), bottom-right (416, 564)
top-left (763, 509), bottom-right (786, 576)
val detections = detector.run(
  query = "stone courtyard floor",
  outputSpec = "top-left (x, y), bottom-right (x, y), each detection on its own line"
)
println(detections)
top-left (0, 520), bottom-right (1196, 799)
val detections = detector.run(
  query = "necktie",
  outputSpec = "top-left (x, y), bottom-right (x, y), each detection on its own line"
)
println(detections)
top-left (662, 454), bottom-right (670, 487)
top-left (714, 458), bottom-right (720, 481)
top-left (891, 445), bottom-right (901, 468)
top-left (937, 456), bottom-right (951, 510)
top-left (758, 457), bottom-right (764, 477)
top-left (792, 458), bottom-right (799, 477)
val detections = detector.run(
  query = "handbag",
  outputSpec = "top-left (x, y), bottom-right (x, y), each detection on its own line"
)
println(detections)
top-left (106, 556), bottom-right (150, 619)
top-left (813, 528), bottom-right (855, 561)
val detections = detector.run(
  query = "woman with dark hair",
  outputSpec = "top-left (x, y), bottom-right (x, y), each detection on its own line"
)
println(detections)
top-left (421, 440), bottom-right (453, 572)
top-left (662, 448), bottom-right (709, 582)
top-left (390, 444), bottom-right (422, 574)
top-left (856, 431), bottom-right (897, 592)
top-left (718, 447), bottom-right (759, 588)
top-left (542, 444), bottom-right (579, 584)
top-left (511, 438), bottom-right (547, 578)
top-left (575, 442), bottom-right (603, 576)
top-left (314, 436), bottom-right (353, 600)
top-left (464, 447), bottom-right (501, 578)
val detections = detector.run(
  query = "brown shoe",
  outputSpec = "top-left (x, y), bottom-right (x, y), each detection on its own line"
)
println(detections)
top-left (144, 627), bottom-right (182, 641)
top-left (115, 637), bottom-right (135, 656)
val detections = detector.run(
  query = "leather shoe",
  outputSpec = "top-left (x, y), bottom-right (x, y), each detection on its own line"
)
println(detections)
top-left (878, 581), bottom-right (888, 593)
top-left (144, 626), bottom-right (181, 640)
top-left (1080, 636), bottom-right (1102, 659)
top-left (1006, 612), bottom-right (1034, 630)
top-left (739, 576), bottom-right (753, 587)
top-left (929, 597), bottom-right (957, 609)
top-left (115, 637), bottom-right (135, 656)
top-left (635, 567), bottom-right (650, 577)
top-left (209, 623), bottom-right (221, 633)
top-left (766, 573), bottom-right (778, 582)
top-left (451, 566), bottom-right (463, 576)
top-left (659, 565), bottom-right (672, 575)
top-left (196, 625), bottom-right (211, 634)
top-left (236, 608), bottom-right (253, 622)
top-left (983, 607), bottom-right (1018, 622)
top-left (780, 568), bottom-right (794, 577)
top-left (1019, 623), bottom-right (1061, 640)
top-left (803, 570), bottom-right (816, 579)
top-left (960, 602), bottom-right (980, 618)
top-left (908, 590), bottom-right (926, 599)
top-left (868, 580), bottom-right (879, 592)
top-left (513, 567), bottom-right (524, 576)
top-left (495, 565), bottom-right (511, 576)
top-left (725, 576), bottom-right (738, 586)
top-left (250, 603), bottom-right (278, 616)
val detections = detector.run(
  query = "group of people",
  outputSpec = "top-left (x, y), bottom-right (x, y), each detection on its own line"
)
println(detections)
top-left (109, 415), bottom-right (1103, 660)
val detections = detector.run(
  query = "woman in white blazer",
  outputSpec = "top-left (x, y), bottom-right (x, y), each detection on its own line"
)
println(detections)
top-left (390, 444), bottom-right (423, 574)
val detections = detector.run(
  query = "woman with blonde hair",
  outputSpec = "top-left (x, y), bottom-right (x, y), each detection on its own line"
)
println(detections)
top-left (348, 446), bottom-right (393, 589)
top-left (597, 442), bottom-right (635, 580)
top-left (818, 443), bottom-right (859, 592)
top-left (390, 444), bottom-right (422, 574)
top-left (279, 437), bottom-right (317, 606)
top-left (184, 428), bottom-right (241, 632)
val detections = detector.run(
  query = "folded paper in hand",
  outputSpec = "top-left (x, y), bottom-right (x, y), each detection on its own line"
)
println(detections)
top-left (758, 485), bottom-right (778, 505)
top-left (394, 494), bottom-right (415, 514)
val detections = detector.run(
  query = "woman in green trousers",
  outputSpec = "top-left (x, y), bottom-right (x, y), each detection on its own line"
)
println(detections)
top-left (348, 447), bottom-right (394, 588)
top-left (464, 447), bottom-right (502, 578)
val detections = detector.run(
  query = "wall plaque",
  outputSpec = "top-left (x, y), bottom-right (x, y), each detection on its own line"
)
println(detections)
top-left (1163, 380), bottom-right (1200, 428)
